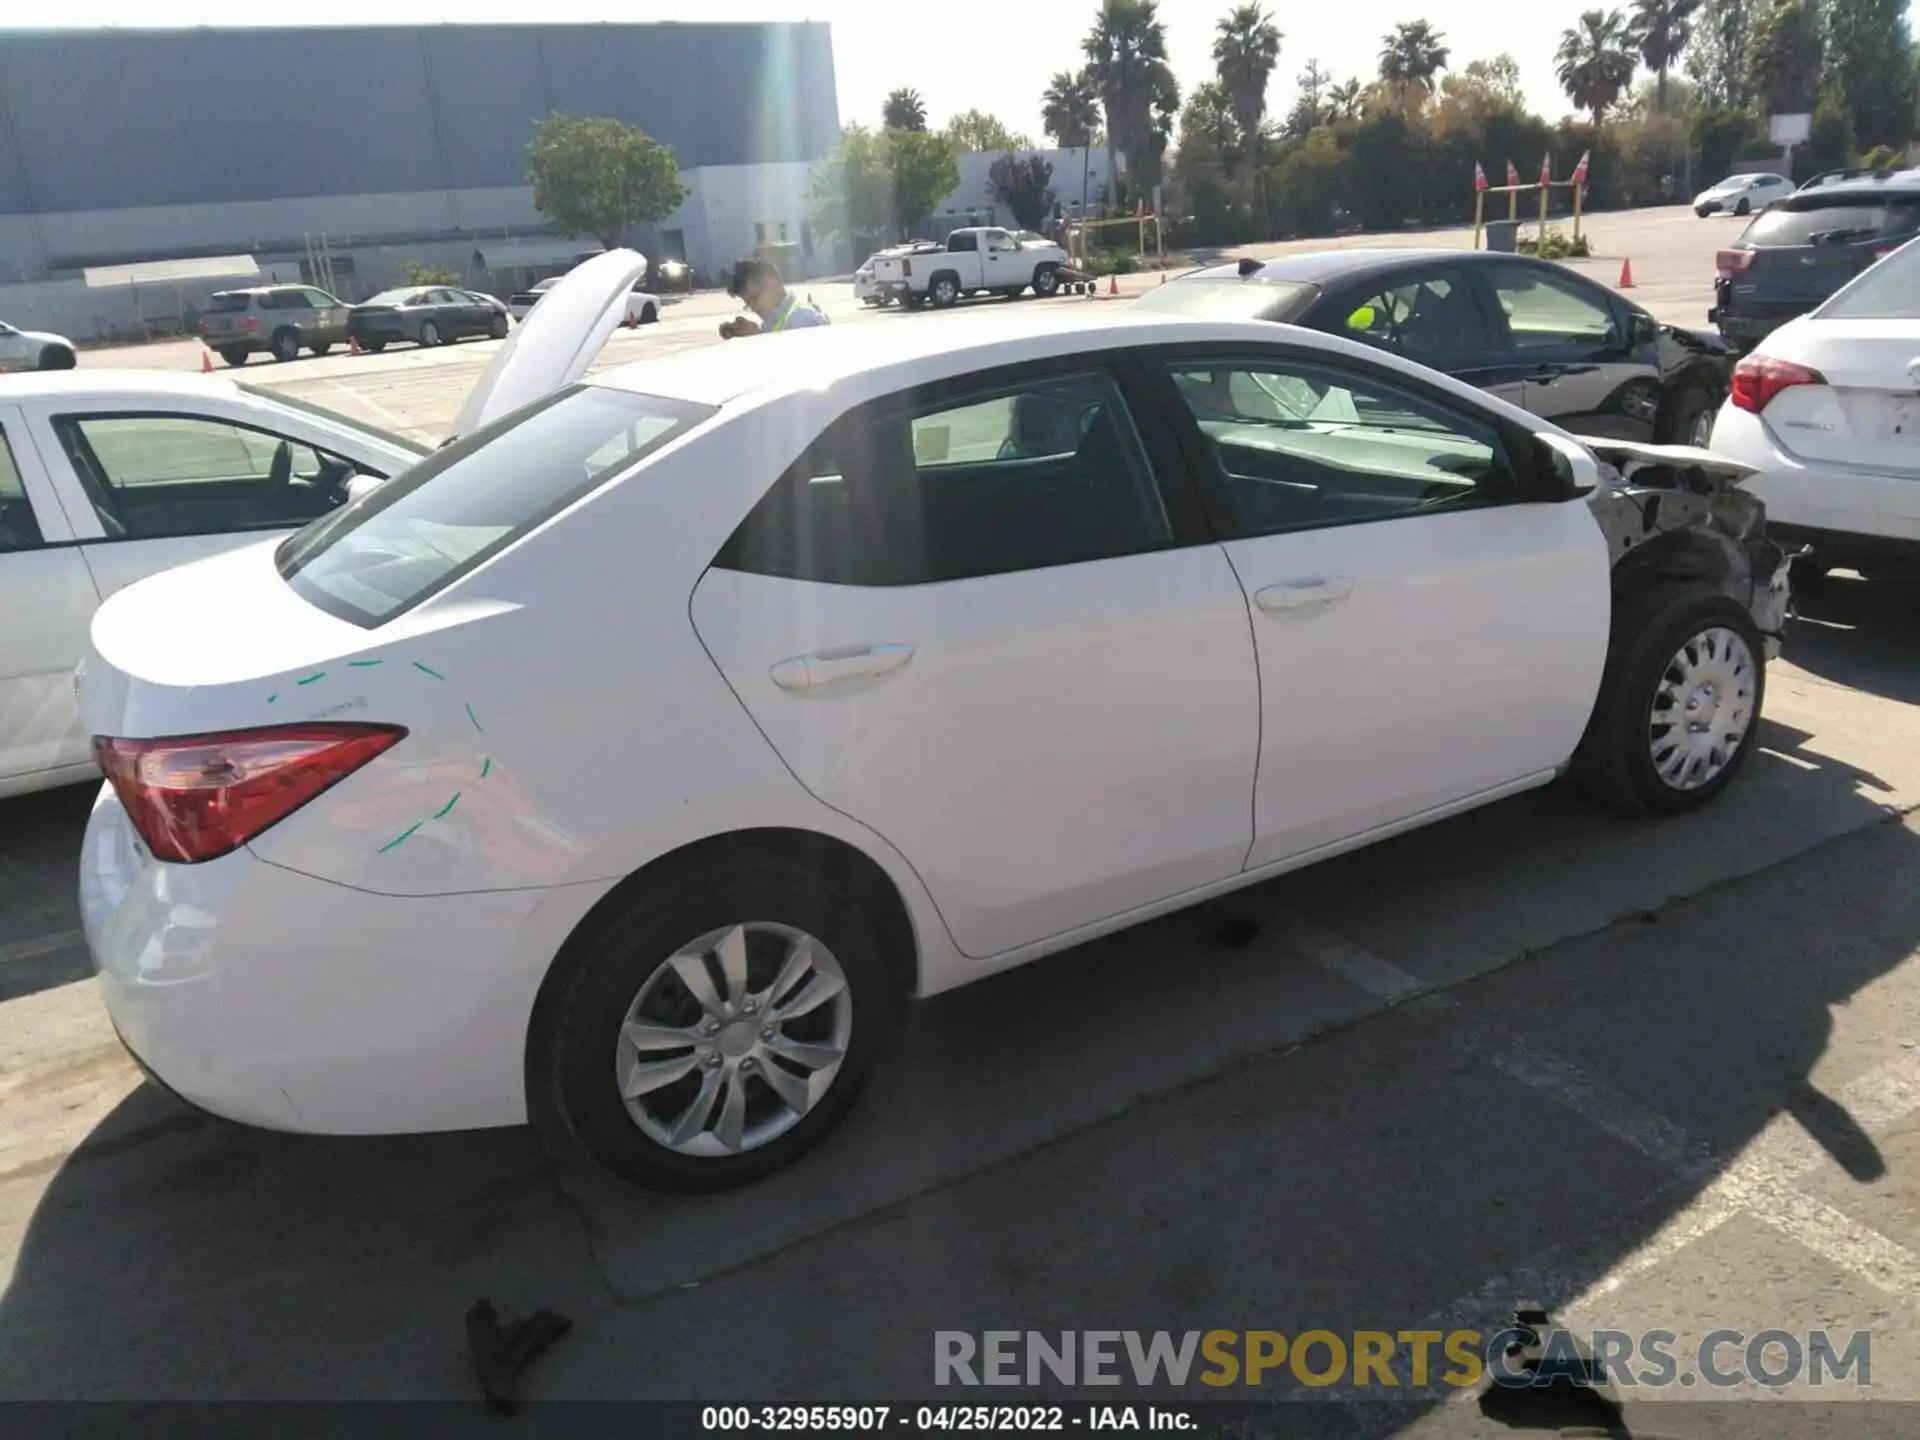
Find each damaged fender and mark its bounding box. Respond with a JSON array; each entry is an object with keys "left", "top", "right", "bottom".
[{"left": 1578, "top": 437, "right": 1793, "bottom": 660}]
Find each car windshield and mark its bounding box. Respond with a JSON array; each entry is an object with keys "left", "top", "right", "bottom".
[
  {"left": 275, "top": 383, "right": 714, "bottom": 627},
  {"left": 363, "top": 289, "right": 424, "bottom": 306},
  {"left": 1816, "top": 236, "right": 1920, "bottom": 320},
  {"left": 238, "top": 383, "right": 433, "bottom": 457},
  {"left": 1131, "top": 277, "right": 1319, "bottom": 323},
  {"left": 1743, "top": 199, "right": 1904, "bottom": 246}
]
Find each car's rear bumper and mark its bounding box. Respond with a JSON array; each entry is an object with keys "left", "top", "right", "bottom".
[
  {"left": 1711, "top": 404, "right": 1920, "bottom": 561},
  {"left": 79, "top": 784, "right": 565, "bottom": 1135}
]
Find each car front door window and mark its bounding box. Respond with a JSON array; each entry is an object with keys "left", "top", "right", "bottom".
[
  {"left": 54, "top": 414, "right": 355, "bottom": 541},
  {"left": 1488, "top": 266, "right": 1620, "bottom": 351},
  {"left": 1340, "top": 271, "right": 1496, "bottom": 363}
]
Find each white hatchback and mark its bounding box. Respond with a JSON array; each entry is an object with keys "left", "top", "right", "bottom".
[
  {"left": 1709, "top": 235, "right": 1920, "bottom": 578},
  {"left": 1694, "top": 173, "right": 1795, "bottom": 218},
  {"left": 79, "top": 254, "right": 1785, "bottom": 1192}
]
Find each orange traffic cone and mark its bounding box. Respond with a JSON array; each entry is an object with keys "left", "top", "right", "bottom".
[
  {"left": 1108, "top": 273, "right": 1120, "bottom": 296},
  {"left": 1618, "top": 257, "right": 1634, "bottom": 288},
  {"left": 200, "top": 348, "right": 213, "bottom": 374}
]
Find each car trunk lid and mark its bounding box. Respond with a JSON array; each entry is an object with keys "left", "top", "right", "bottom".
[{"left": 1758, "top": 319, "right": 1920, "bottom": 480}]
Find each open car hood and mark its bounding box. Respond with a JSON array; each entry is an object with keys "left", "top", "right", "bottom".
[
  {"left": 1578, "top": 438, "right": 1759, "bottom": 489},
  {"left": 448, "top": 247, "right": 651, "bottom": 442}
]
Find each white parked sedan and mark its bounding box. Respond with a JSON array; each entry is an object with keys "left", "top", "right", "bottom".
[
  {"left": 0, "top": 372, "right": 427, "bottom": 797},
  {"left": 1693, "top": 172, "right": 1795, "bottom": 218},
  {"left": 1709, "top": 234, "right": 1920, "bottom": 580},
  {"left": 0, "top": 318, "right": 77, "bottom": 371},
  {"left": 77, "top": 252, "right": 1790, "bottom": 1192}
]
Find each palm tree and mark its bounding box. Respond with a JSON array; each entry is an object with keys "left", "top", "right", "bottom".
[
  {"left": 1212, "top": 4, "right": 1284, "bottom": 140},
  {"left": 1377, "top": 20, "right": 1451, "bottom": 98},
  {"left": 1746, "top": 0, "right": 1823, "bottom": 116},
  {"left": 882, "top": 88, "right": 927, "bottom": 132},
  {"left": 1326, "top": 77, "right": 1366, "bottom": 121},
  {"left": 1083, "top": 0, "right": 1181, "bottom": 196},
  {"left": 1629, "top": 0, "right": 1700, "bottom": 112},
  {"left": 1557, "top": 9, "right": 1640, "bottom": 123},
  {"left": 1042, "top": 70, "right": 1103, "bottom": 148}
]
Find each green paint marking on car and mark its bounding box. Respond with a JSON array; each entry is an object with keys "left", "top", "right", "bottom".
[
  {"left": 267, "top": 694, "right": 278, "bottom": 705},
  {"left": 378, "top": 821, "right": 424, "bottom": 853},
  {"left": 480, "top": 757, "right": 492, "bottom": 778},
  {"left": 413, "top": 661, "right": 446, "bottom": 680},
  {"left": 433, "top": 792, "right": 461, "bottom": 819},
  {"left": 347, "top": 659, "right": 384, "bottom": 668},
  {"left": 465, "top": 702, "right": 483, "bottom": 733},
  {"left": 296, "top": 671, "right": 327, "bottom": 686}
]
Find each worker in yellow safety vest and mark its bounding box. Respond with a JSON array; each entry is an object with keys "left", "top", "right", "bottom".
[{"left": 719, "top": 258, "right": 829, "bottom": 340}]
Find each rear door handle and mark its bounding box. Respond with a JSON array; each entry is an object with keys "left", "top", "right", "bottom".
[
  {"left": 1524, "top": 367, "right": 1560, "bottom": 383},
  {"left": 1254, "top": 577, "right": 1354, "bottom": 615},
  {"left": 770, "top": 644, "right": 916, "bottom": 691}
]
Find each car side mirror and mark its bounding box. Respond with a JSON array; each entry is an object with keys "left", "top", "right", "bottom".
[
  {"left": 1630, "top": 312, "right": 1660, "bottom": 347},
  {"left": 1534, "top": 431, "right": 1601, "bottom": 498}
]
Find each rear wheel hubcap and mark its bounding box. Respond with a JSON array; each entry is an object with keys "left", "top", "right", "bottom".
[{"left": 613, "top": 921, "right": 852, "bottom": 1157}]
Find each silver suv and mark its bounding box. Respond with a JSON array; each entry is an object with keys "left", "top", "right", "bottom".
[{"left": 199, "top": 285, "right": 352, "bottom": 366}]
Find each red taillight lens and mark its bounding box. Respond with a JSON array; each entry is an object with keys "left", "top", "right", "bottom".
[
  {"left": 1729, "top": 354, "right": 1826, "bottom": 414},
  {"left": 1715, "top": 248, "right": 1754, "bottom": 279},
  {"left": 92, "top": 724, "right": 406, "bottom": 864},
  {"left": 243, "top": 316, "right": 259, "bottom": 332}
]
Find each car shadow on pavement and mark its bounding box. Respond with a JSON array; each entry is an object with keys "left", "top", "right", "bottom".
[
  {"left": 0, "top": 782, "right": 96, "bottom": 1003},
  {"left": 2, "top": 654, "right": 1917, "bottom": 1425},
  {"left": 1782, "top": 571, "right": 1920, "bottom": 706}
]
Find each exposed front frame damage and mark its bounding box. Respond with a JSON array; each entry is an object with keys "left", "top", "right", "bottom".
[{"left": 1581, "top": 439, "right": 1793, "bottom": 660}]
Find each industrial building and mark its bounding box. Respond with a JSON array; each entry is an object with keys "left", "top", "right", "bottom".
[{"left": 0, "top": 23, "right": 841, "bottom": 340}]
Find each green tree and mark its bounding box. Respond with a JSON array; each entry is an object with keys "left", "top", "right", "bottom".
[
  {"left": 1083, "top": 0, "right": 1182, "bottom": 197},
  {"left": 1747, "top": 0, "right": 1823, "bottom": 115},
  {"left": 1628, "top": 0, "right": 1700, "bottom": 111},
  {"left": 887, "top": 128, "right": 962, "bottom": 238},
  {"left": 1686, "top": 0, "right": 1755, "bottom": 107},
  {"left": 1042, "top": 70, "right": 1104, "bottom": 147},
  {"left": 1287, "top": 58, "right": 1332, "bottom": 136},
  {"left": 1557, "top": 10, "right": 1640, "bottom": 123},
  {"left": 1213, "top": 4, "right": 1284, "bottom": 140},
  {"left": 1377, "top": 20, "right": 1451, "bottom": 99},
  {"left": 526, "top": 114, "right": 689, "bottom": 252},
  {"left": 945, "top": 109, "right": 1034, "bottom": 151},
  {"left": 399, "top": 260, "right": 462, "bottom": 287},
  {"left": 1325, "top": 77, "right": 1366, "bottom": 120},
  {"left": 988, "top": 153, "right": 1057, "bottom": 230},
  {"left": 883, "top": 89, "right": 928, "bottom": 131},
  {"left": 1692, "top": 103, "right": 1762, "bottom": 176},
  {"left": 1435, "top": 55, "right": 1526, "bottom": 125},
  {"left": 1824, "top": 0, "right": 1916, "bottom": 146},
  {"left": 809, "top": 124, "right": 892, "bottom": 258}
]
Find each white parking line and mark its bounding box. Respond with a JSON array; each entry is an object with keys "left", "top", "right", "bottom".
[
  {"left": 0, "top": 928, "right": 83, "bottom": 967},
  {"left": 1287, "top": 916, "right": 1920, "bottom": 1311}
]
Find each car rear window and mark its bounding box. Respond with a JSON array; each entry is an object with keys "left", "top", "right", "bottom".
[
  {"left": 1130, "top": 278, "right": 1319, "bottom": 323},
  {"left": 1817, "top": 236, "right": 1920, "bottom": 320},
  {"left": 1742, "top": 198, "right": 1908, "bottom": 246},
  {"left": 275, "top": 384, "right": 715, "bottom": 627},
  {"left": 206, "top": 293, "right": 252, "bottom": 312}
]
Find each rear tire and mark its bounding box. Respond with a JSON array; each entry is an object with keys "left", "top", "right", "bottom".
[
  {"left": 1735, "top": 197, "right": 1751, "bottom": 216},
  {"left": 363, "top": 339, "right": 387, "bottom": 354},
  {"left": 219, "top": 346, "right": 249, "bottom": 368},
  {"left": 640, "top": 303, "right": 658, "bottom": 324},
  {"left": 1572, "top": 586, "right": 1765, "bottom": 815},
  {"left": 308, "top": 341, "right": 332, "bottom": 358},
  {"left": 903, "top": 291, "right": 926, "bottom": 311},
  {"left": 929, "top": 274, "right": 961, "bottom": 309},
  {"left": 36, "top": 346, "right": 75, "bottom": 370},
  {"left": 418, "top": 319, "right": 441, "bottom": 348},
  {"left": 533, "top": 852, "right": 895, "bottom": 1193},
  {"left": 489, "top": 313, "right": 508, "bottom": 340}
]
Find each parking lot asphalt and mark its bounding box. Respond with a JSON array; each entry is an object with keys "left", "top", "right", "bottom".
[{"left": 6, "top": 205, "right": 1920, "bottom": 1429}]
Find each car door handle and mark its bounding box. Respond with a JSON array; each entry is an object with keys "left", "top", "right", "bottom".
[
  {"left": 769, "top": 644, "right": 916, "bottom": 691},
  {"left": 1254, "top": 577, "right": 1354, "bottom": 615},
  {"left": 1524, "top": 367, "right": 1560, "bottom": 383}
]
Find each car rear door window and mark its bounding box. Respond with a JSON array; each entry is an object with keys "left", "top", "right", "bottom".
[
  {"left": 1339, "top": 270, "right": 1495, "bottom": 361},
  {"left": 1159, "top": 356, "right": 1516, "bottom": 537},
  {"left": 715, "top": 368, "right": 1175, "bottom": 586},
  {"left": 0, "top": 426, "right": 44, "bottom": 552},
  {"left": 1744, "top": 200, "right": 1897, "bottom": 246},
  {"left": 52, "top": 414, "right": 362, "bottom": 540}
]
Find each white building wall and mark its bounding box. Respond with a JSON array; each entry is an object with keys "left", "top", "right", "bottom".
[{"left": 926, "top": 146, "right": 1119, "bottom": 234}]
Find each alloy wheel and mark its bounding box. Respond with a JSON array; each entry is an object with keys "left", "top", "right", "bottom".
[{"left": 613, "top": 922, "right": 853, "bottom": 1157}]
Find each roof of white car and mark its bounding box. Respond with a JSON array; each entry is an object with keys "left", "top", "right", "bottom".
[
  {"left": 588, "top": 308, "right": 1316, "bottom": 409},
  {"left": 0, "top": 369, "right": 246, "bottom": 403}
]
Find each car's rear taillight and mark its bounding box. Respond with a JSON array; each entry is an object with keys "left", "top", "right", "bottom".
[
  {"left": 92, "top": 724, "right": 405, "bottom": 864},
  {"left": 1729, "top": 354, "right": 1826, "bottom": 414},
  {"left": 1715, "top": 248, "right": 1755, "bottom": 279},
  {"left": 243, "top": 316, "right": 259, "bottom": 332}
]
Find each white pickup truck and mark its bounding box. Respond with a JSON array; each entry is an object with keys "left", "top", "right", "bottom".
[{"left": 870, "top": 226, "right": 1071, "bottom": 309}]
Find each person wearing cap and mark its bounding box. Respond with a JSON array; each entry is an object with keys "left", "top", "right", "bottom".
[{"left": 718, "top": 258, "right": 829, "bottom": 340}]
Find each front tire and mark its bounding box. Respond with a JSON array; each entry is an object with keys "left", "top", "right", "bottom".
[
  {"left": 36, "top": 345, "right": 75, "bottom": 370},
  {"left": 489, "top": 313, "right": 508, "bottom": 340},
  {"left": 308, "top": 341, "right": 332, "bottom": 357},
  {"left": 1572, "top": 586, "right": 1765, "bottom": 814},
  {"left": 1735, "top": 197, "right": 1751, "bottom": 216},
  {"left": 270, "top": 329, "right": 300, "bottom": 363},
  {"left": 640, "top": 303, "right": 658, "bottom": 324},
  {"left": 219, "top": 346, "right": 249, "bottom": 367},
  {"left": 418, "top": 319, "right": 441, "bottom": 348},
  {"left": 534, "top": 852, "right": 894, "bottom": 1192},
  {"left": 1661, "top": 385, "right": 1715, "bottom": 448}
]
